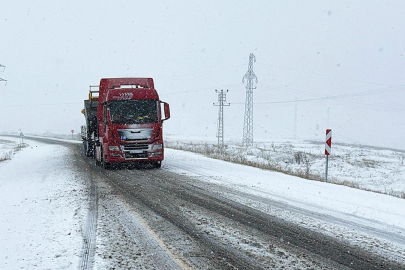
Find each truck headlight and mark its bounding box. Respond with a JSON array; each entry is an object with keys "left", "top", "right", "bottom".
[
  {"left": 109, "top": 145, "right": 120, "bottom": 151},
  {"left": 152, "top": 144, "right": 163, "bottom": 150}
]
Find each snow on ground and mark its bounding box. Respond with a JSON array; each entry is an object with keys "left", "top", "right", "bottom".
[
  {"left": 164, "top": 135, "right": 405, "bottom": 261},
  {"left": 0, "top": 137, "right": 88, "bottom": 269},
  {"left": 164, "top": 148, "right": 405, "bottom": 230},
  {"left": 164, "top": 147, "right": 405, "bottom": 262},
  {"left": 1, "top": 134, "right": 405, "bottom": 268},
  {"left": 0, "top": 138, "right": 20, "bottom": 161},
  {"left": 165, "top": 135, "right": 405, "bottom": 198}
]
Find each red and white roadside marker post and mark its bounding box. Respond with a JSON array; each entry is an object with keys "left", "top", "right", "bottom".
[{"left": 325, "top": 129, "right": 332, "bottom": 182}]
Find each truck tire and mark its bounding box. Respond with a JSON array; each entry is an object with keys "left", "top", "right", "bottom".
[
  {"left": 101, "top": 150, "right": 110, "bottom": 170},
  {"left": 83, "top": 140, "right": 88, "bottom": 156},
  {"left": 154, "top": 161, "right": 162, "bottom": 169},
  {"left": 95, "top": 148, "right": 101, "bottom": 166},
  {"left": 86, "top": 141, "right": 93, "bottom": 157}
]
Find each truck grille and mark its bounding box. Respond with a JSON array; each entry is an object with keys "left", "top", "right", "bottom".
[
  {"left": 122, "top": 144, "right": 149, "bottom": 151},
  {"left": 121, "top": 144, "right": 150, "bottom": 159}
]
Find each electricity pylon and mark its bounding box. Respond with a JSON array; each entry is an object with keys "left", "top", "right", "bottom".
[
  {"left": 242, "top": 53, "right": 257, "bottom": 147},
  {"left": 213, "top": 89, "right": 230, "bottom": 150}
]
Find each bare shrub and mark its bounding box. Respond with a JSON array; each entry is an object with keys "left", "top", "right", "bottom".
[
  {"left": 0, "top": 150, "right": 13, "bottom": 162},
  {"left": 14, "top": 143, "right": 28, "bottom": 151},
  {"left": 203, "top": 143, "right": 214, "bottom": 155},
  {"left": 361, "top": 159, "right": 378, "bottom": 168},
  {"left": 234, "top": 151, "right": 247, "bottom": 163},
  {"left": 335, "top": 180, "right": 360, "bottom": 189},
  {"left": 258, "top": 149, "right": 272, "bottom": 161},
  {"left": 304, "top": 157, "right": 311, "bottom": 178},
  {"left": 294, "top": 151, "right": 304, "bottom": 164}
]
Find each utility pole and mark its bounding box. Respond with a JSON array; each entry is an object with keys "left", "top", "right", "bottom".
[
  {"left": 242, "top": 53, "right": 257, "bottom": 147},
  {"left": 294, "top": 98, "right": 298, "bottom": 139},
  {"left": 213, "top": 89, "right": 230, "bottom": 150},
  {"left": 326, "top": 95, "right": 330, "bottom": 128},
  {"left": 0, "top": 64, "right": 6, "bottom": 85}
]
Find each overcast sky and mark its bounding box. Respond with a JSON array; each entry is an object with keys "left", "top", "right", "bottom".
[{"left": 1, "top": 1, "right": 404, "bottom": 149}]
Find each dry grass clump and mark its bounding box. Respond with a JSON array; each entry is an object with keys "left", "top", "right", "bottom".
[
  {"left": 0, "top": 150, "right": 12, "bottom": 162},
  {"left": 0, "top": 143, "right": 28, "bottom": 163}
]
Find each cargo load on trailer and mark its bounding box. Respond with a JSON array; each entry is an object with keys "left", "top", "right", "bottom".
[{"left": 81, "top": 78, "right": 170, "bottom": 168}]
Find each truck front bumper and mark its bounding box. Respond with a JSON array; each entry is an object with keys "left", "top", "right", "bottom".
[{"left": 105, "top": 143, "right": 163, "bottom": 163}]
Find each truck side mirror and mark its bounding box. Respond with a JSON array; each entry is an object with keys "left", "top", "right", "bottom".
[{"left": 162, "top": 102, "right": 170, "bottom": 121}]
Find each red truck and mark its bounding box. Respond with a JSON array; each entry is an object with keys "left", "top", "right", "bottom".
[{"left": 81, "top": 78, "right": 170, "bottom": 169}]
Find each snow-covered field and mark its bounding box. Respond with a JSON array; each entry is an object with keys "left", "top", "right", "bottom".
[
  {"left": 165, "top": 135, "right": 405, "bottom": 199},
  {"left": 0, "top": 137, "right": 88, "bottom": 269}
]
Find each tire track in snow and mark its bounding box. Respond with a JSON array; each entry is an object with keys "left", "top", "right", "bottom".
[
  {"left": 142, "top": 168, "right": 405, "bottom": 269},
  {"left": 78, "top": 158, "right": 98, "bottom": 270},
  {"left": 103, "top": 168, "right": 260, "bottom": 269},
  {"left": 7, "top": 136, "right": 100, "bottom": 269},
  {"left": 168, "top": 162, "right": 405, "bottom": 263}
]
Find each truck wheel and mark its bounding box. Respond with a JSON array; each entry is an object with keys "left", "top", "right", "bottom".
[
  {"left": 95, "top": 148, "right": 101, "bottom": 166},
  {"left": 83, "top": 140, "right": 88, "bottom": 156},
  {"left": 101, "top": 152, "right": 110, "bottom": 170},
  {"left": 154, "top": 161, "right": 162, "bottom": 169},
  {"left": 86, "top": 141, "right": 92, "bottom": 157},
  {"left": 102, "top": 159, "right": 110, "bottom": 170}
]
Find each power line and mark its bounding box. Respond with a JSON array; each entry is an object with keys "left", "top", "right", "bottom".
[
  {"left": 294, "top": 98, "right": 298, "bottom": 139},
  {"left": 2, "top": 101, "right": 82, "bottom": 108},
  {"left": 229, "top": 83, "right": 405, "bottom": 110},
  {"left": 157, "top": 63, "right": 246, "bottom": 82},
  {"left": 164, "top": 83, "right": 241, "bottom": 96},
  {"left": 256, "top": 61, "right": 396, "bottom": 88},
  {"left": 231, "top": 98, "right": 403, "bottom": 111},
  {"left": 258, "top": 79, "right": 405, "bottom": 98},
  {"left": 258, "top": 80, "right": 405, "bottom": 99}
]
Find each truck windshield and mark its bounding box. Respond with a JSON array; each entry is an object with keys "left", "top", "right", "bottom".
[{"left": 109, "top": 100, "right": 158, "bottom": 124}]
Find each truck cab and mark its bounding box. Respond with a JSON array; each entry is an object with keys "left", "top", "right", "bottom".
[{"left": 85, "top": 78, "right": 169, "bottom": 169}]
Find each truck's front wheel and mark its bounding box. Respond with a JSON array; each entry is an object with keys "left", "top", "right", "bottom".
[
  {"left": 101, "top": 150, "right": 110, "bottom": 170},
  {"left": 154, "top": 161, "right": 162, "bottom": 169},
  {"left": 95, "top": 144, "right": 101, "bottom": 166}
]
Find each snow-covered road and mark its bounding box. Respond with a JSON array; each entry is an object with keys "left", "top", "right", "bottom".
[{"left": 1, "top": 136, "right": 404, "bottom": 269}]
